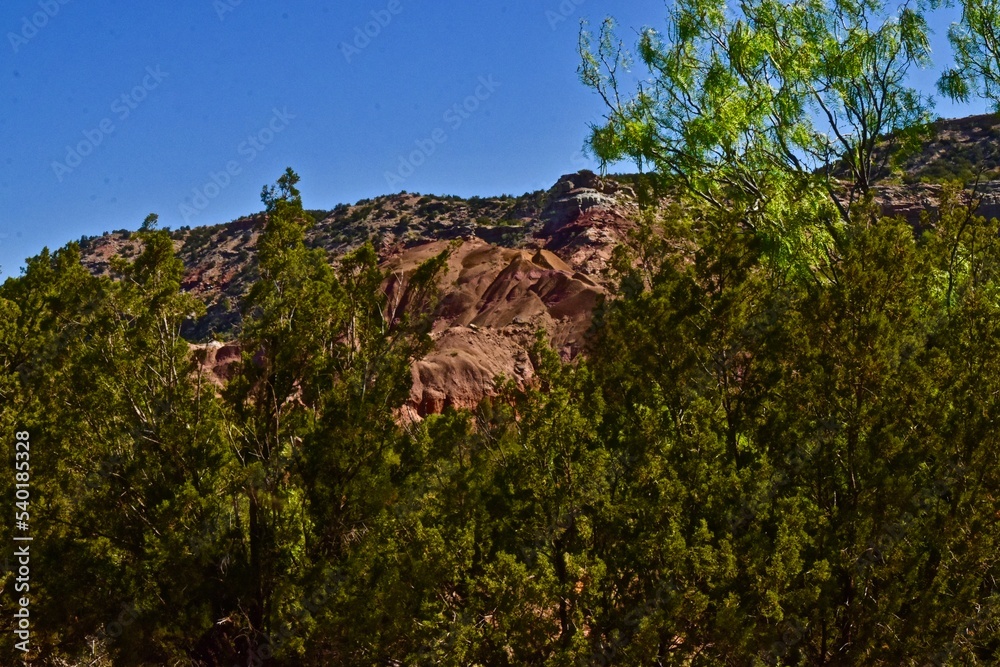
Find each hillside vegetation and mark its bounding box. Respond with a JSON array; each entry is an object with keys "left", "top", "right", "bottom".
[{"left": 5, "top": 0, "right": 1000, "bottom": 664}]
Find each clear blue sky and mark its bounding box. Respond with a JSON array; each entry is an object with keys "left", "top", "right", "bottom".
[{"left": 0, "top": 0, "right": 987, "bottom": 278}]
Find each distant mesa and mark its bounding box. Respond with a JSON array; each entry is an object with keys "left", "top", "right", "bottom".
[{"left": 78, "top": 116, "right": 1000, "bottom": 414}]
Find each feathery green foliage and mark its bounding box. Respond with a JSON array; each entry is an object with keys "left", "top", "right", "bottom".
[{"left": 4, "top": 1, "right": 1000, "bottom": 661}]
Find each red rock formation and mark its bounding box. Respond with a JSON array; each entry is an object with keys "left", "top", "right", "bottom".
[
  {"left": 83, "top": 115, "right": 1000, "bottom": 417},
  {"left": 88, "top": 171, "right": 641, "bottom": 417},
  {"left": 383, "top": 238, "right": 608, "bottom": 417}
]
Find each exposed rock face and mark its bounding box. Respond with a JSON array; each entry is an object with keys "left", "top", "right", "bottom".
[
  {"left": 874, "top": 181, "right": 1000, "bottom": 226},
  {"left": 86, "top": 118, "right": 1000, "bottom": 417},
  {"left": 190, "top": 340, "right": 242, "bottom": 387},
  {"left": 541, "top": 171, "right": 621, "bottom": 235},
  {"left": 129, "top": 171, "right": 635, "bottom": 416},
  {"left": 409, "top": 327, "right": 534, "bottom": 416},
  {"left": 881, "top": 113, "right": 1000, "bottom": 183},
  {"left": 382, "top": 239, "right": 607, "bottom": 416},
  {"left": 537, "top": 171, "right": 638, "bottom": 277}
]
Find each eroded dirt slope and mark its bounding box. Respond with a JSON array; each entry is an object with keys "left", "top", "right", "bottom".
[{"left": 81, "top": 170, "right": 637, "bottom": 416}]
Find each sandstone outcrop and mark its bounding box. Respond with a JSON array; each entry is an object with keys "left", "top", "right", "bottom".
[
  {"left": 134, "top": 171, "right": 634, "bottom": 416},
  {"left": 382, "top": 239, "right": 607, "bottom": 416},
  {"left": 86, "top": 112, "right": 1000, "bottom": 418}
]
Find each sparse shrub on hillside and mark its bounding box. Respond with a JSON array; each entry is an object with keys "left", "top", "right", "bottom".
[
  {"left": 348, "top": 203, "right": 376, "bottom": 223},
  {"left": 392, "top": 219, "right": 410, "bottom": 236},
  {"left": 418, "top": 201, "right": 450, "bottom": 217},
  {"left": 306, "top": 209, "right": 331, "bottom": 221},
  {"left": 899, "top": 125, "right": 1000, "bottom": 184},
  {"left": 184, "top": 227, "right": 214, "bottom": 252},
  {"left": 467, "top": 195, "right": 488, "bottom": 213}
]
